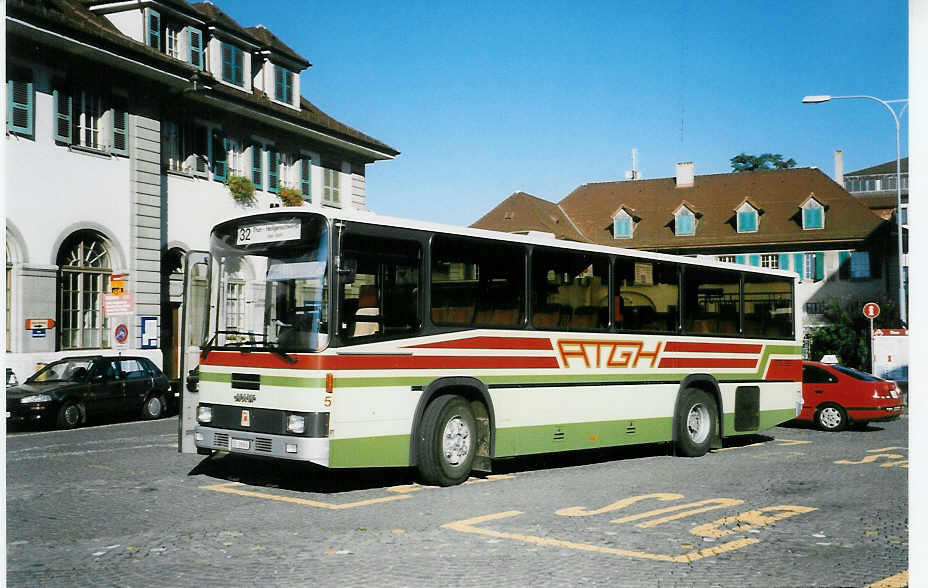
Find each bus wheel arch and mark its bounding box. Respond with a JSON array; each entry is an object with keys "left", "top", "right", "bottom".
[
  {"left": 410, "top": 377, "right": 495, "bottom": 477},
  {"left": 673, "top": 375, "right": 722, "bottom": 456}
]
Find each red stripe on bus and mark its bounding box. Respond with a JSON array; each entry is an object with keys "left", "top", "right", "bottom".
[
  {"left": 408, "top": 336, "right": 553, "bottom": 350},
  {"left": 201, "top": 352, "right": 559, "bottom": 370},
  {"left": 658, "top": 357, "right": 758, "bottom": 369},
  {"left": 662, "top": 342, "right": 763, "bottom": 354},
  {"left": 764, "top": 359, "right": 802, "bottom": 381}
]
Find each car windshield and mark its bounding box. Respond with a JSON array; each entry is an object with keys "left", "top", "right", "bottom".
[
  {"left": 832, "top": 365, "right": 881, "bottom": 382},
  {"left": 28, "top": 359, "right": 94, "bottom": 383}
]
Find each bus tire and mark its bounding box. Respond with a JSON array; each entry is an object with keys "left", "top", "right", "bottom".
[
  {"left": 415, "top": 394, "right": 477, "bottom": 486},
  {"left": 675, "top": 388, "right": 717, "bottom": 457}
]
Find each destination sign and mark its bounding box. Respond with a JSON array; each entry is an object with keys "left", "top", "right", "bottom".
[{"left": 236, "top": 219, "right": 302, "bottom": 246}]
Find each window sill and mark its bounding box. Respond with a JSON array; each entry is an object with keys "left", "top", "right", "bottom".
[
  {"left": 68, "top": 144, "right": 111, "bottom": 159},
  {"left": 166, "top": 169, "right": 208, "bottom": 181},
  {"left": 322, "top": 200, "right": 343, "bottom": 209}
]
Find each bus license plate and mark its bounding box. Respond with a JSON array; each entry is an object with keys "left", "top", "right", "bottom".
[{"left": 231, "top": 438, "right": 251, "bottom": 450}]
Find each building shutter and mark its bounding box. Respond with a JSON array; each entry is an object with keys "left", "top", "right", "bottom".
[
  {"left": 268, "top": 149, "right": 279, "bottom": 193},
  {"left": 234, "top": 47, "right": 244, "bottom": 86},
  {"left": 53, "top": 88, "right": 73, "bottom": 144},
  {"left": 188, "top": 28, "right": 203, "bottom": 70},
  {"left": 815, "top": 252, "right": 825, "bottom": 280},
  {"left": 838, "top": 251, "right": 851, "bottom": 280},
  {"left": 252, "top": 143, "right": 263, "bottom": 188},
  {"left": 778, "top": 254, "right": 789, "bottom": 271},
  {"left": 8, "top": 79, "right": 33, "bottom": 135},
  {"left": 212, "top": 131, "right": 227, "bottom": 181},
  {"left": 748, "top": 255, "right": 760, "bottom": 266},
  {"left": 792, "top": 253, "right": 803, "bottom": 280},
  {"left": 300, "top": 158, "right": 311, "bottom": 198},
  {"left": 146, "top": 8, "right": 161, "bottom": 50},
  {"left": 111, "top": 96, "right": 129, "bottom": 156},
  {"left": 736, "top": 255, "right": 746, "bottom": 264},
  {"left": 869, "top": 250, "right": 882, "bottom": 278}
]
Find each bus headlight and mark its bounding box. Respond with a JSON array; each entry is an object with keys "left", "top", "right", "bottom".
[
  {"left": 287, "top": 414, "right": 305, "bottom": 434},
  {"left": 197, "top": 405, "right": 212, "bottom": 423}
]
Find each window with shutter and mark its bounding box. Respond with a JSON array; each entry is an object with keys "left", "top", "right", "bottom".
[
  {"left": 300, "top": 158, "right": 312, "bottom": 199},
  {"left": 53, "top": 88, "right": 73, "bottom": 144},
  {"left": 222, "top": 43, "right": 244, "bottom": 86},
  {"left": 7, "top": 77, "right": 33, "bottom": 136},
  {"left": 850, "top": 251, "right": 871, "bottom": 279},
  {"left": 252, "top": 143, "right": 263, "bottom": 188},
  {"left": 146, "top": 8, "right": 161, "bottom": 51},
  {"left": 675, "top": 211, "right": 694, "bottom": 236},
  {"left": 267, "top": 149, "right": 279, "bottom": 193},
  {"left": 212, "top": 131, "right": 227, "bottom": 181},
  {"left": 111, "top": 95, "right": 129, "bottom": 156},
  {"left": 275, "top": 66, "right": 293, "bottom": 103},
  {"left": 188, "top": 28, "right": 203, "bottom": 70},
  {"left": 192, "top": 124, "right": 208, "bottom": 173},
  {"left": 323, "top": 164, "right": 340, "bottom": 205},
  {"left": 737, "top": 210, "right": 757, "bottom": 232}
]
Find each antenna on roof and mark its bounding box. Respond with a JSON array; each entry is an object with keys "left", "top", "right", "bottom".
[{"left": 625, "top": 148, "right": 641, "bottom": 180}]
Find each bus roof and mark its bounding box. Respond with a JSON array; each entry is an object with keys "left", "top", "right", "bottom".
[{"left": 219, "top": 207, "right": 799, "bottom": 279}]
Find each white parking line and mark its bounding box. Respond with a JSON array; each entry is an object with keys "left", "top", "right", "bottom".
[{"left": 6, "top": 443, "right": 177, "bottom": 462}]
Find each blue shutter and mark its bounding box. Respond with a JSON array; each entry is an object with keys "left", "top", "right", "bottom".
[
  {"left": 188, "top": 28, "right": 203, "bottom": 70},
  {"left": 53, "top": 89, "right": 72, "bottom": 144},
  {"left": 838, "top": 250, "right": 851, "bottom": 280},
  {"left": 738, "top": 211, "right": 757, "bottom": 232},
  {"left": 251, "top": 143, "right": 263, "bottom": 188},
  {"left": 300, "top": 158, "right": 311, "bottom": 199},
  {"left": 815, "top": 252, "right": 825, "bottom": 280},
  {"left": 793, "top": 253, "right": 804, "bottom": 279},
  {"left": 234, "top": 47, "right": 244, "bottom": 86},
  {"left": 111, "top": 96, "right": 129, "bottom": 156},
  {"left": 736, "top": 255, "right": 746, "bottom": 264},
  {"left": 212, "top": 132, "right": 227, "bottom": 182},
  {"left": 268, "top": 149, "right": 279, "bottom": 194},
  {"left": 146, "top": 8, "right": 161, "bottom": 50},
  {"left": 778, "top": 254, "right": 789, "bottom": 270},
  {"left": 8, "top": 79, "right": 33, "bottom": 135},
  {"left": 749, "top": 255, "right": 760, "bottom": 266}
]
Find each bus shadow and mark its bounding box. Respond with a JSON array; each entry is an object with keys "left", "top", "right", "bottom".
[
  {"left": 778, "top": 420, "right": 892, "bottom": 433},
  {"left": 188, "top": 452, "right": 417, "bottom": 493}
]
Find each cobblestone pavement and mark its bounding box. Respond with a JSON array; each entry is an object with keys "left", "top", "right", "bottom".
[{"left": 6, "top": 414, "right": 908, "bottom": 587}]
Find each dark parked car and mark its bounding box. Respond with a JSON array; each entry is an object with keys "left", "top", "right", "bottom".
[
  {"left": 798, "top": 360, "right": 904, "bottom": 431},
  {"left": 6, "top": 356, "right": 172, "bottom": 429}
]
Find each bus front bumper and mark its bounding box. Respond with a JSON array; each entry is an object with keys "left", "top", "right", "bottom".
[{"left": 195, "top": 426, "right": 329, "bottom": 466}]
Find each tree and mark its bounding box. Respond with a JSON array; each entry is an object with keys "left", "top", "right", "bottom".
[
  {"left": 807, "top": 296, "right": 901, "bottom": 371},
  {"left": 730, "top": 153, "right": 797, "bottom": 172}
]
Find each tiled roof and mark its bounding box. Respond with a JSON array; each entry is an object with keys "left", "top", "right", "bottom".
[
  {"left": 558, "top": 168, "right": 885, "bottom": 251},
  {"left": 189, "top": 1, "right": 262, "bottom": 46},
  {"left": 246, "top": 25, "right": 310, "bottom": 68},
  {"left": 845, "top": 157, "right": 909, "bottom": 176},
  {"left": 470, "top": 192, "right": 589, "bottom": 242},
  {"left": 9, "top": 0, "right": 397, "bottom": 158}
]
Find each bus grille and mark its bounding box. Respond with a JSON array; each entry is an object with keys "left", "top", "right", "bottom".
[
  {"left": 255, "top": 438, "right": 273, "bottom": 452},
  {"left": 214, "top": 433, "right": 230, "bottom": 449}
]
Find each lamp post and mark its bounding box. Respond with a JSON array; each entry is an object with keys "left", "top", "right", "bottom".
[{"left": 802, "top": 94, "right": 909, "bottom": 325}]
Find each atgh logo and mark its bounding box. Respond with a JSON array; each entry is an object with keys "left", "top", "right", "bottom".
[{"left": 233, "top": 393, "right": 257, "bottom": 403}]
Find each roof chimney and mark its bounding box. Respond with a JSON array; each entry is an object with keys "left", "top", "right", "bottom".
[
  {"left": 675, "top": 162, "right": 694, "bottom": 188},
  {"left": 834, "top": 149, "right": 844, "bottom": 187}
]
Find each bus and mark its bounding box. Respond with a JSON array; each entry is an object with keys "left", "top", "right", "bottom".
[{"left": 179, "top": 209, "right": 802, "bottom": 486}]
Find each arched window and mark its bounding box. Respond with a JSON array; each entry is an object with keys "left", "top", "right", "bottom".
[{"left": 58, "top": 231, "right": 112, "bottom": 349}]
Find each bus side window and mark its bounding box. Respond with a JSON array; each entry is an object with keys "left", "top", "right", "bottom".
[
  {"left": 682, "top": 267, "right": 741, "bottom": 336},
  {"left": 743, "top": 273, "right": 794, "bottom": 339},
  {"left": 614, "top": 258, "right": 679, "bottom": 333}
]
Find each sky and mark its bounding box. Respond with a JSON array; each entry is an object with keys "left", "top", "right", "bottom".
[{"left": 218, "top": 0, "right": 908, "bottom": 226}]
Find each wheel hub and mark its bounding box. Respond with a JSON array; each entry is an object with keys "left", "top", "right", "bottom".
[
  {"left": 442, "top": 416, "right": 471, "bottom": 466},
  {"left": 820, "top": 407, "right": 842, "bottom": 429},
  {"left": 686, "top": 403, "right": 710, "bottom": 444}
]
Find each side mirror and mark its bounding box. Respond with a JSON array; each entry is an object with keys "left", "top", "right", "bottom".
[{"left": 186, "top": 367, "right": 200, "bottom": 393}]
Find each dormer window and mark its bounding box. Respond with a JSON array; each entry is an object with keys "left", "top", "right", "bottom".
[
  {"left": 736, "top": 202, "right": 758, "bottom": 233},
  {"left": 674, "top": 206, "right": 696, "bottom": 236},
  {"left": 801, "top": 197, "right": 825, "bottom": 230},
  {"left": 222, "top": 43, "right": 245, "bottom": 86},
  {"left": 146, "top": 8, "right": 161, "bottom": 50},
  {"left": 275, "top": 65, "right": 294, "bottom": 104},
  {"left": 612, "top": 208, "right": 634, "bottom": 239}
]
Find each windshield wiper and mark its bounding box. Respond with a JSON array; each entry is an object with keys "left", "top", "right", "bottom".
[{"left": 266, "top": 342, "right": 298, "bottom": 364}]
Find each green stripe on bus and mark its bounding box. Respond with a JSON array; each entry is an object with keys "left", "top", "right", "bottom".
[
  {"left": 199, "top": 372, "right": 231, "bottom": 383},
  {"left": 329, "top": 434, "right": 410, "bottom": 467}
]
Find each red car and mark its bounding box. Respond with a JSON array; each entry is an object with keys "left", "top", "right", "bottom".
[{"left": 799, "top": 361, "right": 904, "bottom": 431}]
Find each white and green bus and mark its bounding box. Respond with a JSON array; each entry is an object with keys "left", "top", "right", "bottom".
[{"left": 180, "top": 209, "right": 802, "bottom": 486}]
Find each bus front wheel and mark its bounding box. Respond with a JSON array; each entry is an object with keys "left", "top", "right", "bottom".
[
  {"left": 416, "top": 395, "right": 477, "bottom": 486},
  {"left": 675, "top": 388, "right": 717, "bottom": 457}
]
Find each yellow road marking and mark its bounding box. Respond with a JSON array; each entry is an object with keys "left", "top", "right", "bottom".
[
  {"left": 867, "top": 570, "right": 908, "bottom": 588},
  {"left": 388, "top": 474, "right": 515, "bottom": 494},
  {"left": 611, "top": 498, "right": 744, "bottom": 528},
  {"left": 835, "top": 454, "right": 904, "bottom": 465},
  {"left": 775, "top": 439, "right": 811, "bottom": 446},
  {"left": 441, "top": 511, "right": 760, "bottom": 563},
  {"left": 556, "top": 493, "right": 682, "bottom": 517},
  {"left": 690, "top": 505, "right": 818, "bottom": 538},
  {"left": 200, "top": 482, "right": 410, "bottom": 509},
  {"left": 868, "top": 447, "right": 906, "bottom": 453}
]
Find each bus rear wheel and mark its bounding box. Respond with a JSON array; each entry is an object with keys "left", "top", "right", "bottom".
[
  {"left": 416, "top": 395, "right": 476, "bottom": 486},
  {"left": 675, "top": 388, "right": 717, "bottom": 457}
]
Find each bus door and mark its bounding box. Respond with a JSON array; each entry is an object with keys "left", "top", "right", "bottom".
[{"left": 178, "top": 250, "right": 212, "bottom": 454}]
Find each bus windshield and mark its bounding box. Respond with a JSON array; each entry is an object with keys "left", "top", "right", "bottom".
[{"left": 206, "top": 213, "right": 329, "bottom": 353}]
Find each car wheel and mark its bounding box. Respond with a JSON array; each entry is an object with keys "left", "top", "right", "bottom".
[
  {"left": 416, "top": 395, "right": 477, "bottom": 486},
  {"left": 57, "top": 400, "right": 83, "bottom": 429},
  {"left": 141, "top": 394, "right": 165, "bottom": 420},
  {"left": 815, "top": 404, "right": 847, "bottom": 432},
  {"left": 675, "top": 388, "right": 717, "bottom": 457}
]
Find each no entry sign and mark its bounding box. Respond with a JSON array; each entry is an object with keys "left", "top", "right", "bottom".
[{"left": 863, "top": 302, "right": 880, "bottom": 319}]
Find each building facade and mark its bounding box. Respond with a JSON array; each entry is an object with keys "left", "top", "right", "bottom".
[
  {"left": 5, "top": 0, "right": 399, "bottom": 381},
  {"left": 472, "top": 163, "right": 896, "bottom": 342}
]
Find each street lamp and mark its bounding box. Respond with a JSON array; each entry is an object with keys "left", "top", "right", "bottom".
[{"left": 802, "top": 94, "right": 909, "bottom": 325}]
